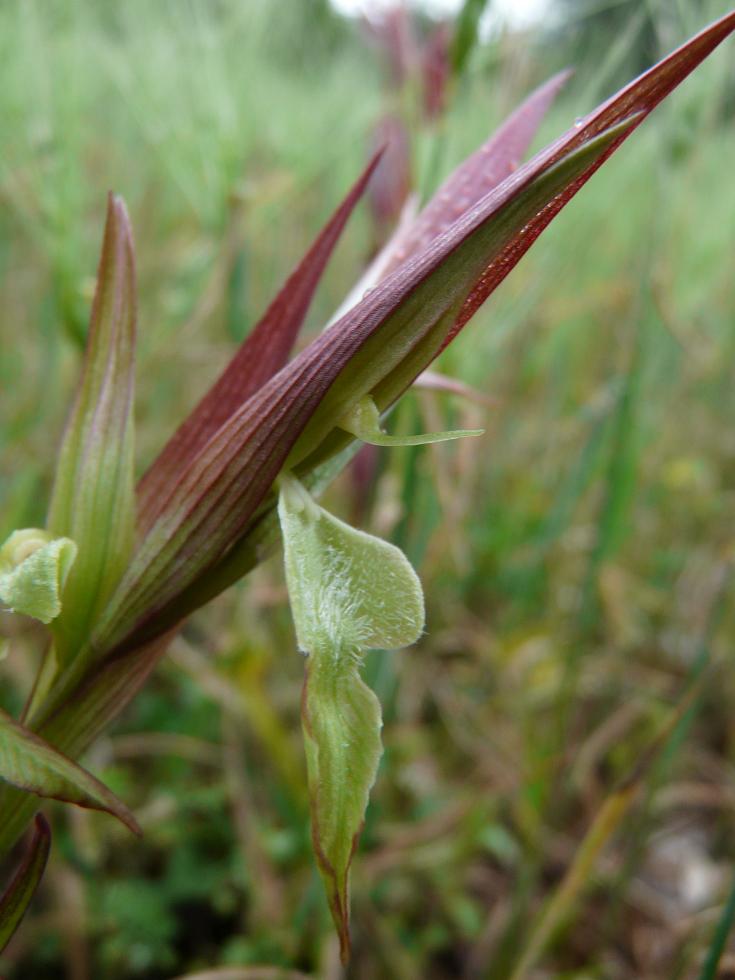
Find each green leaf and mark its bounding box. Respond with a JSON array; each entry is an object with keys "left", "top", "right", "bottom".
[
  {"left": 0, "top": 814, "right": 51, "bottom": 953},
  {"left": 0, "top": 707, "right": 140, "bottom": 835},
  {"left": 47, "top": 194, "right": 137, "bottom": 663},
  {"left": 278, "top": 475, "right": 423, "bottom": 961},
  {"left": 451, "top": 0, "right": 491, "bottom": 75},
  {"left": 339, "top": 394, "right": 483, "bottom": 447},
  {"left": 0, "top": 529, "right": 77, "bottom": 625}
]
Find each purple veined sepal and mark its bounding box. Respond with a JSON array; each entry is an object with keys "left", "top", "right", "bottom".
[
  {"left": 30, "top": 5, "right": 735, "bottom": 782},
  {"left": 88, "top": 10, "right": 735, "bottom": 661}
]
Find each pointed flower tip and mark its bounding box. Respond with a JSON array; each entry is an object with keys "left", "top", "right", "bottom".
[
  {"left": 33, "top": 812, "right": 51, "bottom": 837},
  {"left": 46, "top": 185, "right": 137, "bottom": 661},
  {"left": 103, "top": 193, "right": 136, "bottom": 273},
  {"left": 104, "top": 192, "right": 129, "bottom": 236},
  {"left": 541, "top": 66, "right": 574, "bottom": 96},
  {"left": 93, "top": 193, "right": 136, "bottom": 315},
  {"left": 367, "top": 143, "right": 388, "bottom": 172},
  {"left": 107, "top": 190, "right": 130, "bottom": 219}
]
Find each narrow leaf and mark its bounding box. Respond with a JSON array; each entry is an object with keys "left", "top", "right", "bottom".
[
  {"left": 698, "top": 873, "right": 735, "bottom": 980},
  {"left": 0, "top": 814, "right": 51, "bottom": 953},
  {"left": 47, "top": 193, "right": 137, "bottom": 663},
  {"left": 339, "top": 394, "right": 483, "bottom": 446},
  {"left": 0, "top": 707, "right": 140, "bottom": 834},
  {"left": 137, "top": 151, "right": 383, "bottom": 535},
  {"left": 508, "top": 681, "right": 706, "bottom": 980},
  {"left": 451, "top": 0, "right": 491, "bottom": 75},
  {"left": 508, "top": 782, "right": 639, "bottom": 980},
  {"left": 278, "top": 475, "right": 423, "bottom": 961},
  {"left": 0, "top": 529, "right": 77, "bottom": 625}
]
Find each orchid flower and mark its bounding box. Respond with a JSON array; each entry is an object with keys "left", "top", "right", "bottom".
[{"left": 1, "top": 10, "right": 733, "bottom": 960}]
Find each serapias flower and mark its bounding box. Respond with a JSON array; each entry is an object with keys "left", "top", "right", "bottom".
[{"left": 0, "top": 8, "right": 733, "bottom": 961}]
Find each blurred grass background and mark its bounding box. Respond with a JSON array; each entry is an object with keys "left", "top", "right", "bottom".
[{"left": 1, "top": 0, "right": 735, "bottom": 976}]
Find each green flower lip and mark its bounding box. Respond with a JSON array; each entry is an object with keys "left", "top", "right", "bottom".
[{"left": 278, "top": 473, "right": 424, "bottom": 961}]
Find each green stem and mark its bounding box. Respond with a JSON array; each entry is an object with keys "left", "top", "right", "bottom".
[{"left": 0, "top": 633, "right": 170, "bottom": 857}]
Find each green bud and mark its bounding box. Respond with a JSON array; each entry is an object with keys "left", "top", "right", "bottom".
[{"left": 0, "top": 529, "right": 77, "bottom": 625}]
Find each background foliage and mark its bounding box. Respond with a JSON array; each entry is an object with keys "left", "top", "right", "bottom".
[{"left": 1, "top": 0, "right": 734, "bottom": 976}]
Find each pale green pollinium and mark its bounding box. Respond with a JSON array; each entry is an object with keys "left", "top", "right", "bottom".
[
  {"left": 0, "top": 529, "right": 77, "bottom": 625},
  {"left": 339, "top": 393, "right": 484, "bottom": 447}
]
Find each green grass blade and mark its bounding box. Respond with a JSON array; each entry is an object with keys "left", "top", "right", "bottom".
[{"left": 698, "top": 874, "right": 735, "bottom": 980}]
